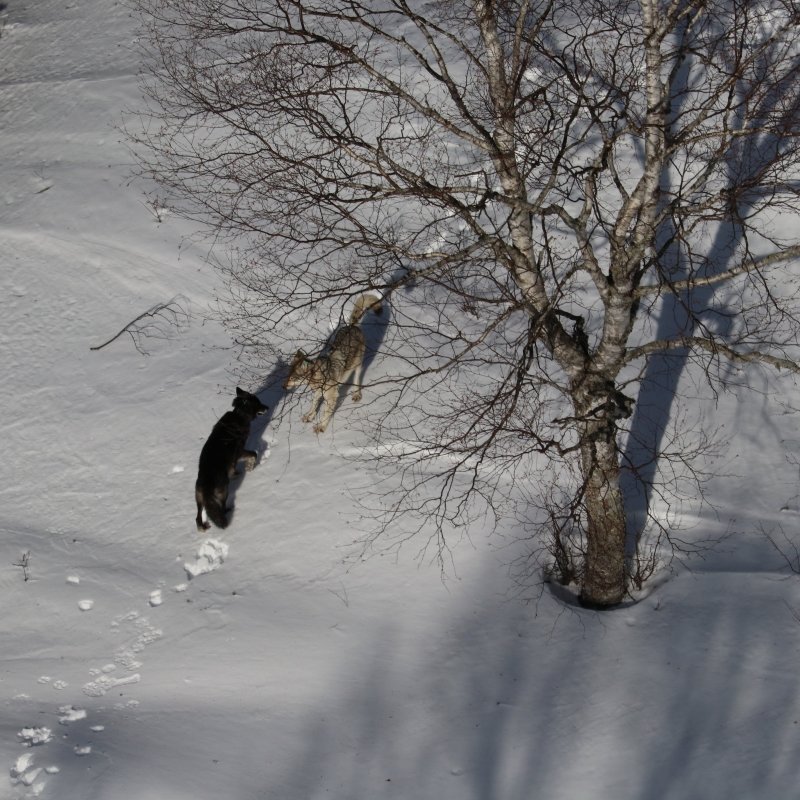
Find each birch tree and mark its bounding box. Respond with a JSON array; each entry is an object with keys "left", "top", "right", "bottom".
[{"left": 130, "top": 0, "right": 800, "bottom": 607}]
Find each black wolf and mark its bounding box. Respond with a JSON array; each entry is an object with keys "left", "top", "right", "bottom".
[{"left": 195, "top": 387, "right": 268, "bottom": 531}]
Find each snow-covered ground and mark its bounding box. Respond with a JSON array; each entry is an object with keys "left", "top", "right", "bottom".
[{"left": 2, "top": 2, "right": 800, "bottom": 798}]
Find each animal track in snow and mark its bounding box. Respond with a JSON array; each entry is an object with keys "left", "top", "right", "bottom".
[
  {"left": 11, "top": 568, "right": 168, "bottom": 793},
  {"left": 12, "top": 722, "right": 62, "bottom": 795},
  {"left": 16, "top": 728, "right": 52, "bottom": 747},
  {"left": 184, "top": 538, "right": 229, "bottom": 579},
  {"left": 82, "top": 672, "right": 140, "bottom": 698},
  {"left": 57, "top": 705, "right": 87, "bottom": 725},
  {"left": 37, "top": 676, "right": 68, "bottom": 690},
  {"left": 81, "top": 610, "right": 161, "bottom": 697},
  {"left": 9, "top": 752, "right": 47, "bottom": 796}
]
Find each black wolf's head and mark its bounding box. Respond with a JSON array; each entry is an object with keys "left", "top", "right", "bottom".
[{"left": 232, "top": 386, "right": 269, "bottom": 419}]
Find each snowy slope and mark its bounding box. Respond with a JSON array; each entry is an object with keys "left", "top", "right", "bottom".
[{"left": 2, "top": 2, "right": 800, "bottom": 799}]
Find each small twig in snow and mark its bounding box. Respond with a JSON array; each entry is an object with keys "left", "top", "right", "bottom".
[
  {"left": 90, "top": 295, "right": 190, "bottom": 355},
  {"left": 12, "top": 551, "right": 31, "bottom": 582}
]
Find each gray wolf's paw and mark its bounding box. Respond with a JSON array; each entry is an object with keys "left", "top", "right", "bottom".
[
  {"left": 351, "top": 391, "right": 362, "bottom": 402},
  {"left": 313, "top": 422, "right": 327, "bottom": 434},
  {"left": 301, "top": 413, "right": 314, "bottom": 423}
]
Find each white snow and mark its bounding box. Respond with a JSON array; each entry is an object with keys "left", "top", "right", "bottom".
[
  {"left": 16, "top": 730, "right": 52, "bottom": 748},
  {"left": 183, "top": 539, "right": 229, "bottom": 579},
  {"left": 57, "top": 707, "right": 87, "bottom": 726},
  {"left": 2, "top": 2, "right": 800, "bottom": 799}
]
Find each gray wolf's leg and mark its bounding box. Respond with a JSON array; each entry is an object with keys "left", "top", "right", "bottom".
[
  {"left": 314, "top": 385, "right": 340, "bottom": 433},
  {"left": 301, "top": 388, "right": 323, "bottom": 423},
  {"left": 350, "top": 363, "right": 363, "bottom": 402}
]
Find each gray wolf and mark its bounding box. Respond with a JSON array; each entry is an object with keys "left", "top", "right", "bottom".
[
  {"left": 284, "top": 293, "right": 383, "bottom": 433},
  {"left": 195, "top": 387, "right": 268, "bottom": 531}
]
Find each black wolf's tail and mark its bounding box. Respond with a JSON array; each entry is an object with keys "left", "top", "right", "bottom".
[
  {"left": 203, "top": 494, "right": 229, "bottom": 529},
  {"left": 349, "top": 293, "right": 383, "bottom": 324}
]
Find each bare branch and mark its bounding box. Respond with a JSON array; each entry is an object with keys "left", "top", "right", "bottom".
[
  {"left": 90, "top": 296, "right": 191, "bottom": 355},
  {"left": 626, "top": 336, "right": 800, "bottom": 373},
  {"left": 636, "top": 244, "right": 800, "bottom": 298}
]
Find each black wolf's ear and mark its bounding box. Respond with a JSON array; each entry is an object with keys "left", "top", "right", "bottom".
[{"left": 235, "top": 386, "right": 247, "bottom": 397}]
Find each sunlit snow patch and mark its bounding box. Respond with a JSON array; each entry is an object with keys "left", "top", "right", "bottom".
[
  {"left": 82, "top": 672, "right": 140, "bottom": 698},
  {"left": 58, "top": 705, "right": 87, "bottom": 724},
  {"left": 184, "top": 538, "right": 229, "bottom": 579},
  {"left": 10, "top": 752, "right": 46, "bottom": 793},
  {"left": 17, "top": 727, "right": 52, "bottom": 746}
]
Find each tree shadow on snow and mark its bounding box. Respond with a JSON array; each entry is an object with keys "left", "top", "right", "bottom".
[
  {"left": 622, "top": 64, "right": 791, "bottom": 557},
  {"left": 22, "top": 549, "right": 800, "bottom": 800},
  {"left": 260, "top": 562, "right": 800, "bottom": 800}
]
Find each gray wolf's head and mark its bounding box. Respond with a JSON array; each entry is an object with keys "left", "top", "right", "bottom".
[{"left": 283, "top": 351, "right": 314, "bottom": 389}]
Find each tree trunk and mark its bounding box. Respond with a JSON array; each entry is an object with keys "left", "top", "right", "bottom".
[
  {"left": 572, "top": 381, "right": 629, "bottom": 608},
  {"left": 579, "top": 434, "right": 627, "bottom": 608}
]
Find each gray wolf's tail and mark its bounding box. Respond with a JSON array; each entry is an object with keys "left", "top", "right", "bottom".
[
  {"left": 349, "top": 293, "right": 383, "bottom": 325},
  {"left": 204, "top": 495, "right": 229, "bottom": 529}
]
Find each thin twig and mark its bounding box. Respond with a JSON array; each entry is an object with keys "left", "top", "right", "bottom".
[
  {"left": 90, "top": 295, "right": 190, "bottom": 355},
  {"left": 12, "top": 551, "right": 31, "bottom": 582}
]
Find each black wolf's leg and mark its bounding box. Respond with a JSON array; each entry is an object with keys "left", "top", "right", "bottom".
[
  {"left": 241, "top": 450, "right": 258, "bottom": 471},
  {"left": 195, "top": 489, "right": 211, "bottom": 531}
]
